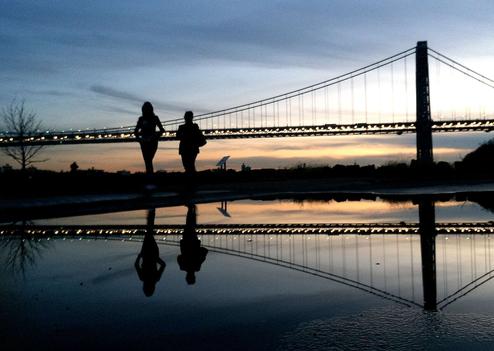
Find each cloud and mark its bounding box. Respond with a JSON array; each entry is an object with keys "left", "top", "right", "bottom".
[
  {"left": 21, "top": 89, "right": 75, "bottom": 97},
  {"left": 100, "top": 104, "right": 137, "bottom": 117},
  {"left": 1, "top": 0, "right": 494, "bottom": 162},
  {"left": 3, "top": 0, "right": 494, "bottom": 75},
  {"left": 90, "top": 85, "right": 206, "bottom": 115},
  {"left": 90, "top": 85, "right": 144, "bottom": 104}
]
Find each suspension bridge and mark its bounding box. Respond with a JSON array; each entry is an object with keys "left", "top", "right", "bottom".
[
  {"left": 3, "top": 201, "right": 494, "bottom": 311},
  {"left": 2, "top": 41, "right": 494, "bottom": 166}
]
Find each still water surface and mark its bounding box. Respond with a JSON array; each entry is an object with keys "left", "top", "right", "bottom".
[{"left": 2, "top": 198, "right": 494, "bottom": 350}]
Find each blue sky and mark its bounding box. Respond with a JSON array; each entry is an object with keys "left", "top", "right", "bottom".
[{"left": 1, "top": 1, "right": 494, "bottom": 171}]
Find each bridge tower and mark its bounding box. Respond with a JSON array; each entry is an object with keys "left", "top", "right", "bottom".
[{"left": 416, "top": 41, "right": 434, "bottom": 166}]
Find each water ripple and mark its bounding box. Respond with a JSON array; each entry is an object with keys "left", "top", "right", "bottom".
[{"left": 277, "top": 307, "right": 494, "bottom": 350}]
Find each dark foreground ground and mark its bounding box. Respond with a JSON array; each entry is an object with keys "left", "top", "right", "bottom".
[
  {"left": 2, "top": 170, "right": 494, "bottom": 222},
  {"left": 2, "top": 161, "right": 494, "bottom": 196},
  {"left": 2, "top": 160, "right": 494, "bottom": 222}
]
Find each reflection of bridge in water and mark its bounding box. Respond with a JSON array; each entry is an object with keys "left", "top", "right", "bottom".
[{"left": 2, "top": 202, "right": 494, "bottom": 311}]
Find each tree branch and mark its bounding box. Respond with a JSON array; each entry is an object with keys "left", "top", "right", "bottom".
[{"left": 1, "top": 99, "right": 47, "bottom": 169}]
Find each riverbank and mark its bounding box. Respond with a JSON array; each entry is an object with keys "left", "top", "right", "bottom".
[
  {"left": 1, "top": 160, "right": 494, "bottom": 197},
  {"left": 2, "top": 176, "right": 494, "bottom": 222}
]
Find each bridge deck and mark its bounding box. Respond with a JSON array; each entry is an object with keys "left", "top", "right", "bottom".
[
  {"left": 1, "top": 119, "right": 493, "bottom": 146},
  {"left": 2, "top": 222, "right": 494, "bottom": 236}
]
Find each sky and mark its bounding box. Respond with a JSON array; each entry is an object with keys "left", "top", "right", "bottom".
[{"left": 1, "top": 0, "right": 494, "bottom": 171}]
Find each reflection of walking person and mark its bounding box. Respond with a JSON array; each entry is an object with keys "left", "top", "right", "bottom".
[
  {"left": 135, "top": 209, "right": 166, "bottom": 297},
  {"left": 177, "top": 204, "right": 208, "bottom": 284},
  {"left": 134, "top": 102, "right": 165, "bottom": 175},
  {"left": 176, "top": 111, "right": 206, "bottom": 174}
]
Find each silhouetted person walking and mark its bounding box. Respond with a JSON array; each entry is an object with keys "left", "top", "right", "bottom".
[
  {"left": 134, "top": 102, "right": 165, "bottom": 176},
  {"left": 177, "top": 204, "right": 208, "bottom": 285},
  {"left": 176, "top": 111, "right": 206, "bottom": 175},
  {"left": 135, "top": 209, "right": 166, "bottom": 297}
]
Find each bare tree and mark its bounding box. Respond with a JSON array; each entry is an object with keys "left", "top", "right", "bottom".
[
  {"left": 1, "top": 222, "right": 52, "bottom": 278},
  {"left": 1, "top": 100, "right": 46, "bottom": 170}
]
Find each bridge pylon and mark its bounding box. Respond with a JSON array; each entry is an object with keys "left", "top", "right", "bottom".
[{"left": 416, "top": 41, "right": 434, "bottom": 166}]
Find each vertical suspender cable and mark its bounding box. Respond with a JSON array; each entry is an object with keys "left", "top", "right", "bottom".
[
  {"left": 391, "top": 62, "right": 395, "bottom": 123},
  {"left": 285, "top": 97, "right": 289, "bottom": 126},
  {"left": 277, "top": 99, "right": 280, "bottom": 127},
  {"left": 264, "top": 104, "right": 268, "bottom": 128},
  {"left": 377, "top": 68, "right": 382, "bottom": 123},
  {"left": 356, "top": 236, "right": 360, "bottom": 282},
  {"left": 396, "top": 234, "right": 401, "bottom": 296},
  {"left": 410, "top": 234, "right": 415, "bottom": 302},
  {"left": 435, "top": 57, "right": 441, "bottom": 119},
  {"left": 248, "top": 107, "right": 252, "bottom": 128},
  {"left": 312, "top": 90, "right": 315, "bottom": 125},
  {"left": 260, "top": 104, "right": 264, "bottom": 128},
  {"left": 351, "top": 77, "right": 355, "bottom": 124},
  {"left": 404, "top": 56, "right": 409, "bottom": 121},
  {"left": 383, "top": 234, "right": 387, "bottom": 290},
  {"left": 325, "top": 86, "right": 329, "bottom": 124},
  {"left": 338, "top": 82, "right": 342, "bottom": 124},
  {"left": 364, "top": 73, "right": 368, "bottom": 124},
  {"left": 289, "top": 98, "right": 292, "bottom": 126},
  {"left": 370, "top": 235, "right": 374, "bottom": 286}
]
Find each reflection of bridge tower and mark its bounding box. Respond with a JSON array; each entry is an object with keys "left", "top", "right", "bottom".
[
  {"left": 418, "top": 199, "right": 437, "bottom": 310},
  {"left": 416, "top": 41, "right": 434, "bottom": 166}
]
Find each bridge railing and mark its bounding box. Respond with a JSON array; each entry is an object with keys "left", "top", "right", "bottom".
[{"left": 2, "top": 119, "right": 494, "bottom": 147}]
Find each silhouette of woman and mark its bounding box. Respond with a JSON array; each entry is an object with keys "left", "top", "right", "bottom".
[
  {"left": 135, "top": 209, "right": 166, "bottom": 297},
  {"left": 176, "top": 111, "right": 206, "bottom": 174},
  {"left": 134, "top": 102, "right": 165, "bottom": 175},
  {"left": 177, "top": 204, "right": 208, "bottom": 284}
]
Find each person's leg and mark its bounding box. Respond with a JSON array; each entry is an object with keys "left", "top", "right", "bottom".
[
  {"left": 181, "top": 153, "right": 198, "bottom": 193},
  {"left": 142, "top": 141, "right": 158, "bottom": 175},
  {"left": 145, "top": 158, "right": 153, "bottom": 174},
  {"left": 181, "top": 153, "right": 194, "bottom": 174},
  {"left": 189, "top": 153, "right": 197, "bottom": 173},
  {"left": 181, "top": 154, "right": 188, "bottom": 173},
  {"left": 182, "top": 153, "right": 197, "bottom": 174},
  {"left": 140, "top": 142, "right": 152, "bottom": 174},
  {"left": 148, "top": 140, "right": 158, "bottom": 161}
]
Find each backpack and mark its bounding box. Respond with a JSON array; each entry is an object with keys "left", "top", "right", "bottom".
[{"left": 196, "top": 125, "right": 207, "bottom": 147}]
